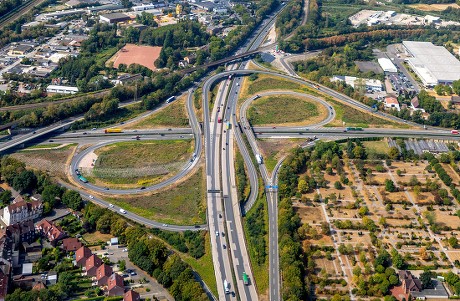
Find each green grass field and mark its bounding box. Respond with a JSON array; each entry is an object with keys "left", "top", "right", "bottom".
[
  {"left": 125, "top": 97, "right": 189, "bottom": 129},
  {"left": 325, "top": 97, "right": 407, "bottom": 128},
  {"left": 363, "top": 140, "right": 390, "bottom": 156},
  {"left": 91, "top": 140, "right": 193, "bottom": 186},
  {"left": 242, "top": 75, "right": 308, "bottom": 99},
  {"left": 247, "top": 95, "right": 322, "bottom": 126},
  {"left": 107, "top": 167, "right": 206, "bottom": 225}
]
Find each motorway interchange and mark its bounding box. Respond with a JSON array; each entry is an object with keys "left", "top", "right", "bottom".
[{"left": 2, "top": 6, "right": 460, "bottom": 301}]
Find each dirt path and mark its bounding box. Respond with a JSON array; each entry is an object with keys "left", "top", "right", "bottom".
[{"left": 285, "top": 0, "right": 310, "bottom": 40}]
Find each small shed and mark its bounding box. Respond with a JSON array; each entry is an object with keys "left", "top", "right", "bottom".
[{"left": 110, "top": 237, "right": 119, "bottom": 246}]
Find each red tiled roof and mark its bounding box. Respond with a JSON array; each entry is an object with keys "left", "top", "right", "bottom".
[
  {"left": 124, "top": 290, "right": 140, "bottom": 301},
  {"left": 385, "top": 97, "right": 399, "bottom": 105},
  {"left": 107, "top": 273, "right": 124, "bottom": 290},
  {"left": 76, "top": 246, "right": 92, "bottom": 263},
  {"left": 96, "top": 264, "right": 113, "bottom": 281},
  {"left": 36, "top": 219, "right": 66, "bottom": 242},
  {"left": 85, "top": 254, "right": 102, "bottom": 271},
  {"left": 62, "top": 237, "right": 82, "bottom": 252}
]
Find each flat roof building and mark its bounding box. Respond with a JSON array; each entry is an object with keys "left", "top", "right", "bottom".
[
  {"left": 46, "top": 85, "right": 79, "bottom": 94},
  {"left": 378, "top": 58, "right": 397, "bottom": 73},
  {"left": 403, "top": 41, "right": 460, "bottom": 87},
  {"left": 99, "top": 13, "right": 131, "bottom": 24}
]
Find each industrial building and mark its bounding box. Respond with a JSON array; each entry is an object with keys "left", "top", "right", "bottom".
[
  {"left": 46, "top": 85, "right": 79, "bottom": 94},
  {"left": 403, "top": 41, "right": 460, "bottom": 87},
  {"left": 378, "top": 58, "right": 397, "bottom": 73},
  {"left": 99, "top": 13, "right": 131, "bottom": 24}
]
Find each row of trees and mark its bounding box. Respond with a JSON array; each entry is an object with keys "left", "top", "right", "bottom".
[
  {"left": 128, "top": 231, "right": 208, "bottom": 301},
  {"left": 245, "top": 202, "right": 267, "bottom": 266}
]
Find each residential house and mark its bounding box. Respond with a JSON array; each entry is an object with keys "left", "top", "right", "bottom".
[
  {"left": 95, "top": 263, "right": 112, "bottom": 286},
  {"left": 0, "top": 259, "right": 11, "bottom": 301},
  {"left": 399, "top": 270, "right": 422, "bottom": 294},
  {"left": 384, "top": 96, "right": 401, "bottom": 111},
  {"left": 85, "top": 254, "right": 102, "bottom": 277},
  {"left": 124, "top": 290, "right": 140, "bottom": 301},
  {"left": 36, "top": 219, "right": 66, "bottom": 246},
  {"left": 75, "top": 246, "right": 92, "bottom": 267},
  {"left": 6, "top": 220, "right": 36, "bottom": 248},
  {"left": 62, "top": 237, "right": 82, "bottom": 252},
  {"left": 1, "top": 196, "right": 43, "bottom": 226},
  {"left": 107, "top": 273, "right": 124, "bottom": 296}
]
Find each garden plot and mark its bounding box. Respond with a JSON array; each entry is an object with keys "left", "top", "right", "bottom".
[
  {"left": 434, "top": 209, "right": 460, "bottom": 229},
  {"left": 294, "top": 203, "right": 326, "bottom": 224}
]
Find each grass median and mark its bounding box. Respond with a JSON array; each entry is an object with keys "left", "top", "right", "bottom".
[
  {"left": 247, "top": 94, "right": 327, "bottom": 126},
  {"left": 88, "top": 139, "right": 193, "bottom": 188},
  {"left": 107, "top": 167, "right": 206, "bottom": 225},
  {"left": 123, "top": 96, "right": 189, "bottom": 129}
]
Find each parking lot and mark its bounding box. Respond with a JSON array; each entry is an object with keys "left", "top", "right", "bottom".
[
  {"left": 388, "top": 138, "right": 450, "bottom": 155},
  {"left": 388, "top": 72, "right": 415, "bottom": 95}
]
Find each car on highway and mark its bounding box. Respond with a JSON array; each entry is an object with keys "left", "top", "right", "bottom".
[
  {"left": 109, "top": 203, "right": 114, "bottom": 208},
  {"left": 219, "top": 214, "right": 222, "bottom": 218},
  {"left": 89, "top": 195, "right": 93, "bottom": 199},
  {"left": 215, "top": 231, "right": 219, "bottom": 237},
  {"left": 162, "top": 224, "right": 168, "bottom": 227},
  {"left": 119, "top": 209, "right": 127, "bottom": 214},
  {"left": 49, "top": 140, "right": 54, "bottom": 142},
  {"left": 223, "top": 244, "right": 226, "bottom": 249}
]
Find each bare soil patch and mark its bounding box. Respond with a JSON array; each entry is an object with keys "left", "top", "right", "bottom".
[{"left": 109, "top": 44, "right": 162, "bottom": 71}]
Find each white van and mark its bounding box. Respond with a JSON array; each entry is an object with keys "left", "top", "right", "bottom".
[{"left": 119, "top": 208, "right": 127, "bottom": 214}]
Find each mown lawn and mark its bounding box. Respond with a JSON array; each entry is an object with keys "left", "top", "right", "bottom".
[
  {"left": 91, "top": 140, "right": 193, "bottom": 186},
  {"left": 107, "top": 167, "right": 206, "bottom": 225},
  {"left": 363, "top": 140, "right": 390, "bottom": 156},
  {"left": 124, "top": 96, "right": 189, "bottom": 129},
  {"left": 247, "top": 95, "right": 323, "bottom": 126}
]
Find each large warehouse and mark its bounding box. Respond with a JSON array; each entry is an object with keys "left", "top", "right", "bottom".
[{"left": 403, "top": 41, "right": 460, "bottom": 87}]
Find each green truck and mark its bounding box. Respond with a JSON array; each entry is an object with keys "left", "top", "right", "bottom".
[{"left": 243, "top": 272, "right": 249, "bottom": 285}]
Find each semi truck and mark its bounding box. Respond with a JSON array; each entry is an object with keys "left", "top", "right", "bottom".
[
  {"left": 105, "top": 128, "right": 123, "bottom": 134},
  {"left": 256, "top": 154, "right": 263, "bottom": 164},
  {"left": 224, "top": 280, "right": 230, "bottom": 294},
  {"left": 242, "top": 272, "right": 249, "bottom": 285},
  {"left": 166, "top": 96, "right": 175, "bottom": 104}
]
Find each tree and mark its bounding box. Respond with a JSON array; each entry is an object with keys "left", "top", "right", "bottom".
[
  {"left": 297, "top": 179, "right": 308, "bottom": 193},
  {"left": 118, "top": 259, "right": 126, "bottom": 271},
  {"left": 453, "top": 79, "right": 460, "bottom": 95},
  {"left": 42, "top": 185, "right": 62, "bottom": 208},
  {"left": 334, "top": 181, "right": 343, "bottom": 190},
  {"left": 388, "top": 147, "right": 399, "bottom": 160},
  {"left": 0, "top": 190, "right": 11, "bottom": 207},
  {"left": 358, "top": 206, "right": 369, "bottom": 217},
  {"left": 385, "top": 179, "right": 396, "bottom": 192},
  {"left": 449, "top": 236, "right": 458, "bottom": 248},
  {"left": 353, "top": 145, "right": 365, "bottom": 159},
  {"left": 12, "top": 170, "right": 37, "bottom": 193},
  {"left": 61, "top": 190, "right": 83, "bottom": 210},
  {"left": 420, "top": 270, "right": 434, "bottom": 289}
]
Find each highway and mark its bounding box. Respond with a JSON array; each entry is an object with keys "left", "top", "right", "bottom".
[{"left": 200, "top": 5, "right": 284, "bottom": 300}]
